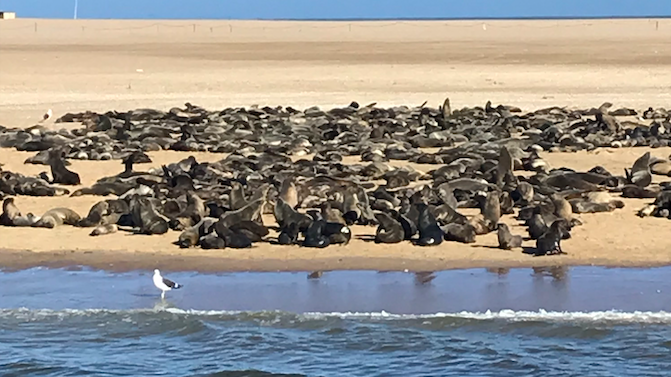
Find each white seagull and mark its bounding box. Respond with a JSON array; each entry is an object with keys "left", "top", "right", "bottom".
[
  {"left": 153, "top": 269, "right": 182, "bottom": 299},
  {"left": 40, "top": 109, "right": 53, "bottom": 123}
]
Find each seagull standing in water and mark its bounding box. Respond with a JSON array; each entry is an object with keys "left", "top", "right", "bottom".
[{"left": 153, "top": 269, "right": 182, "bottom": 299}]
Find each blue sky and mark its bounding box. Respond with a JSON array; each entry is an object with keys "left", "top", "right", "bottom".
[{"left": 2, "top": 0, "right": 671, "bottom": 20}]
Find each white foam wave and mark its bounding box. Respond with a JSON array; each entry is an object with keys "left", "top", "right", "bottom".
[{"left": 2, "top": 308, "right": 671, "bottom": 324}]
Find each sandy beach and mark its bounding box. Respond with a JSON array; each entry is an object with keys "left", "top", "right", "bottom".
[{"left": 1, "top": 18, "right": 670, "bottom": 272}]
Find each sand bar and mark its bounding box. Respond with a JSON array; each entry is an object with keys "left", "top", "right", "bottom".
[{"left": 0, "top": 18, "right": 670, "bottom": 272}]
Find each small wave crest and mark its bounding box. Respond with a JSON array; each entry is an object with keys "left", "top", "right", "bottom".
[{"left": 2, "top": 308, "right": 671, "bottom": 325}]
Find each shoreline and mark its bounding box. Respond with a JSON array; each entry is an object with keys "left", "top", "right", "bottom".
[{"left": 2, "top": 248, "right": 670, "bottom": 273}]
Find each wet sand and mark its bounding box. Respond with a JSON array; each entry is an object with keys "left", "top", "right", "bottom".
[{"left": 1, "top": 18, "right": 671, "bottom": 272}]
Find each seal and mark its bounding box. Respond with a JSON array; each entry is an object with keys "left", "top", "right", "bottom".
[
  {"left": 482, "top": 191, "right": 501, "bottom": 231},
  {"left": 13, "top": 213, "right": 39, "bottom": 227},
  {"left": 512, "top": 181, "right": 534, "bottom": 205},
  {"left": 625, "top": 151, "right": 652, "bottom": 188},
  {"left": 128, "top": 195, "right": 169, "bottom": 235},
  {"left": 90, "top": 224, "right": 118, "bottom": 236},
  {"left": 229, "top": 181, "right": 248, "bottom": 210},
  {"left": 497, "top": 223, "right": 523, "bottom": 250},
  {"left": 0, "top": 197, "right": 21, "bottom": 226},
  {"left": 416, "top": 204, "right": 443, "bottom": 246},
  {"left": 550, "top": 193, "right": 573, "bottom": 222},
  {"left": 278, "top": 222, "right": 300, "bottom": 245},
  {"left": 229, "top": 220, "right": 269, "bottom": 243},
  {"left": 219, "top": 198, "right": 265, "bottom": 229},
  {"left": 176, "top": 217, "right": 218, "bottom": 248},
  {"left": 442, "top": 223, "right": 476, "bottom": 243},
  {"left": 279, "top": 177, "right": 298, "bottom": 209},
  {"left": 535, "top": 219, "right": 571, "bottom": 256},
  {"left": 48, "top": 148, "right": 81, "bottom": 186},
  {"left": 303, "top": 211, "right": 351, "bottom": 247},
  {"left": 33, "top": 207, "right": 82, "bottom": 228},
  {"left": 214, "top": 221, "right": 253, "bottom": 249},
  {"left": 374, "top": 212, "right": 404, "bottom": 244},
  {"left": 274, "top": 198, "right": 312, "bottom": 232},
  {"left": 527, "top": 213, "right": 548, "bottom": 240},
  {"left": 77, "top": 200, "right": 109, "bottom": 227}
]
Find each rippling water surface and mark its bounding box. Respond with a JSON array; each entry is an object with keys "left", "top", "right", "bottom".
[{"left": 2, "top": 267, "right": 671, "bottom": 376}]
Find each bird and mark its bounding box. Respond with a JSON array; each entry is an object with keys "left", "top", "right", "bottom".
[
  {"left": 40, "top": 109, "right": 53, "bottom": 123},
  {"left": 152, "top": 269, "right": 182, "bottom": 299}
]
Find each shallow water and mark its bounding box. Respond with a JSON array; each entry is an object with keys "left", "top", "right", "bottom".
[{"left": 2, "top": 266, "right": 671, "bottom": 376}]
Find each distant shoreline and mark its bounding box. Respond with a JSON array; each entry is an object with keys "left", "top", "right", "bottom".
[
  {"left": 5, "top": 16, "right": 670, "bottom": 22},
  {"left": 1, "top": 249, "right": 670, "bottom": 273}
]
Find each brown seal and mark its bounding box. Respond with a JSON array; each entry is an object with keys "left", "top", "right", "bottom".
[
  {"left": 0, "top": 197, "right": 21, "bottom": 226},
  {"left": 497, "top": 223, "right": 523, "bottom": 250},
  {"left": 33, "top": 207, "right": 81, "bottom": 228},
  {"left": 90, "top": 224, "right": 118, "bottom": 236}
]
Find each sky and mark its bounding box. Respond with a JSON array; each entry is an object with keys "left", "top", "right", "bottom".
[{"left": 2, "top": 0, "right": 671, "bottom": 20}]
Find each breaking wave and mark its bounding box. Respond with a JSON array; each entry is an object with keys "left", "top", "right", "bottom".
[{"left": 3, "top": 307, "right": 671, "bottom": 325}]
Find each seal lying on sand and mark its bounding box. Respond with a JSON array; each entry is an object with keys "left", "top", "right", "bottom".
[
  {"left": 33, "top": 207, "right": 81, "bottom": 228},
  {"left": 90, "top": 224, "right": 118, "bottom": 236}
]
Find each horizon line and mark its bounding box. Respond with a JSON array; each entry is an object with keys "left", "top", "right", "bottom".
[{"left": 7, "top": 15, "right": 671, "bottom": 22}]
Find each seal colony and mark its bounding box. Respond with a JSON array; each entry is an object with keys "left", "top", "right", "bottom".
[{"left": 1, "top": 100, "right": 671, "bottom": 257}]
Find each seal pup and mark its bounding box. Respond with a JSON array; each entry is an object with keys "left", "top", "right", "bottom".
[
  {"left": 33, "top": 208, "right": 81, "bottom": 228},
  {"left": 48, "top": 148, "right": 80, "bottom": 186},
  {"left": 13, "top": 213, "right": 39, "bottom": 227},
  {"left": 374, "top": 212, "right": 404, "bottom": 244},
  {"left": 153, "top": 269, "right": 182, "bottom": 299},
  {"left": 497, "top": 223, "right": 523, "bottom": 250},
  {"left": 0, "top": 197, "right": 21, "bottom": 226},
  {"left": 625, "top": 152, "right": 652, "bottom": 188},
  {"left": 535, "top": 219, "right": 571, "bottom": 256},
  {"left": 90, "top": 224, "right": 118, "bottom": 236}
]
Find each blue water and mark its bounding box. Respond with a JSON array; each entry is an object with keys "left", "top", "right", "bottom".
[{"left": 1, "top": 267, "right": 671, "bottom": 376}]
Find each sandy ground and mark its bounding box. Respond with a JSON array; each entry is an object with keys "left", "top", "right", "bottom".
[{"left": 0, "top": 18, "right": 670, "bottom": 271}]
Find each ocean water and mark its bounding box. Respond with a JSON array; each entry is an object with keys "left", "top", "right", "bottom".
[{"left": 1, "top": 266, "right": 671, "bottom": 376}]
